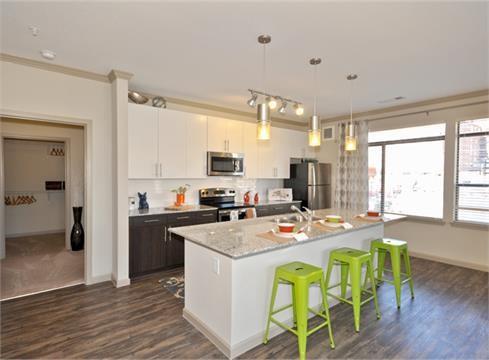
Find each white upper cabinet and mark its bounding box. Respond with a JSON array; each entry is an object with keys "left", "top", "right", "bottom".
[
  {"left": 158, "top": 109, "right": 187, "bottom": 179},
  {"left": 242, "top": 122, "right": 259, "bottom": 178},
  {"left": 186, "top": 114, "right": 208, "bottom": 178},
  {"left": 128, "top": 104, "right": 208, "bottom": 179},
  {"left": 207, "top": 116, "right": 243, "bottom": 153},
  {"left": 128, "top": 103, "right": 159, "bottom": 179}
]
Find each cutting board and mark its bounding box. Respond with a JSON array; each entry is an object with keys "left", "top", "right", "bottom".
[{"left": 164, "top": 204, "right": 195, "bottom": 211}]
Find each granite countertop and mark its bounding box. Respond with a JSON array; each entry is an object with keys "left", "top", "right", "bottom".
[
  {"left": 169, "top": 209, "right": 405, "bottom": 259},
  {"left": 253, "top": 200, "right": 301, "bottom": 206},
  {"left": 129, "top": 204, "right": 217, "bottom": 217}
]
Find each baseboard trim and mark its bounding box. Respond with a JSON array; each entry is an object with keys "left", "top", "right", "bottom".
[
  {"left": 183, "top": 308, "right": 232, "bottom": 358},
  {"left": 183, "top": 295, "right": 343, "bottom": 359},
  {"left": 6, "top": 230, "right": 65, "bottom": 238},
  {"left": 111, "top": 275, "right": 131, "bottom": 288},
  {"left": 86, "top": 273, "right": 112, "bottom": 285},
  {"left": 410, "top": 251, "right": 488, "bottom": 272}
]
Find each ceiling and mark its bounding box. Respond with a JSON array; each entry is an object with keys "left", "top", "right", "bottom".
[{"left": 1, "top": 1, "right": 488, "bottom": 123}]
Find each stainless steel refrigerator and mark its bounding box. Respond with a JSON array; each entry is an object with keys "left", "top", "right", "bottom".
[{"left": 285, "top": 162, "right": 331, "bottom": 210}]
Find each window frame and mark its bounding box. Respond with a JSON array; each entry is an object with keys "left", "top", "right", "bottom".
[
  {"left": 454, "top": 121, "right": 489, "bottom": 225},
  {"left": 369, "top": 133, "right": 445, "bottom": 219}
]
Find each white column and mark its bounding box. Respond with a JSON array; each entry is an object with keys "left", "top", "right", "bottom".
[{"left": 109, "top": 69, "right": 133, "bottom": 287}]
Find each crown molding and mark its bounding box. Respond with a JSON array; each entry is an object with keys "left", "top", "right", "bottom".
[
  {"left": 321, "top": 89, "right": 489, "bottom": 124},
  {"left": 1, "top": 53, "right": 111, "bottom": 83},
  {"left": 108, "top": 69, "right": 133, "bottom": 82}
]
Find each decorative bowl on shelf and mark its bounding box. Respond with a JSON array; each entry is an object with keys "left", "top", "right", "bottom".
[{"left": 128, "top": 91, "right": 149, "bottom": 104}]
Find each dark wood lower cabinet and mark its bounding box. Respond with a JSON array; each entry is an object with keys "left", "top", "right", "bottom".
[{"left": 129, "top": 210, "right": 217, "bottom": 278}]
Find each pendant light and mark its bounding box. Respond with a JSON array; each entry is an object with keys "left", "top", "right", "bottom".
[
  {"left": 345, "top": 74, "right": 358, "bottom": 151},
  {"left": 308, "top": 58, "right": 322, "bottom": 147},
  {"left": 256, "top": 35, "right": 272, "bottom": 140}
]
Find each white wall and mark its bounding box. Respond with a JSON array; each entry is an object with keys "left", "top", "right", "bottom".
[
  {"left": 4, "top": 139, "right": 65, "bottom": 237},
  {"left": 0, "top": 60, "right": 113, "bottom": 282},
  {"left": 319, "top": 97, "right": 489, "bottom": 270},
  {"left": 128, "top": 178, "right": 284, "bottom": 208}
]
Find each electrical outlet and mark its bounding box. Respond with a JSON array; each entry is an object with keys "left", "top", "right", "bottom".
[{"left": 212, "top": 257, "right": 220, "bottom": 275}]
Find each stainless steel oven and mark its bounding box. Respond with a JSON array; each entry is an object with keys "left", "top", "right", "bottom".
[{"left": 207, "top": 152, "right": 244, "bottom": 176}]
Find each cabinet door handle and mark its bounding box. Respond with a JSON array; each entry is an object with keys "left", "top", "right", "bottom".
[
  {"left": 159, "top": 163, "right": 162, "bottom": 177},
  {"left": 155, "top": 163, "right": 158, "bottom": 177},
  {"left": 164, "top": 226, "right": 167, "bottom": 242},
  {"left": 201, "top": 213, "right": 214, "bottom": 217},
  {"left": 144, "top": 219, "right": 160, "bottom": 223},
  {"left": 177, "top": 216, "right": 190, "bottom": 220}
]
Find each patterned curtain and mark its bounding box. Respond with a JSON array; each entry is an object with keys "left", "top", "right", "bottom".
[{"left": 334, "top": 120, "right": 369, "bottom": 211}]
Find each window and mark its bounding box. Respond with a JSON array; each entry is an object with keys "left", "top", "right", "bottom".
[
  {"left": 368, "top": 124, "right": 446, "bottom": 218},
  {"left": 455, "top": 118, "right": 489, "bottom": 224}
]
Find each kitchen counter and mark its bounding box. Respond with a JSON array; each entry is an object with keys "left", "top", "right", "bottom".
[
  {"left": 176, "top": 208, "right": 405, "bottom": 358},
  {"left": 170, "top": 209, "right": 404, "bottom": 259},
  {"left": 128, "top": 204, "right": 217, "bottom": 217}
]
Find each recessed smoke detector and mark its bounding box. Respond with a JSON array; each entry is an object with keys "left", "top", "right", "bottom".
[
  {"left": 40, "top": 49, "right": 56, "bottom": 60},
  {"left": 29, "top": 25, "right": 40, "bottom": 36},
  {"left": 377, "top": 96, "right": 405, "bottom": 104}
]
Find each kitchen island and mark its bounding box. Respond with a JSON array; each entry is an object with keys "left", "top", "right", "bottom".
[{"left": 170, "top": 209, "right": 404, "bottom": 358}]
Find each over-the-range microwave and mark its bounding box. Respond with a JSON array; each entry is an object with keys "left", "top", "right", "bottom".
[{"left": 207, "top": 151, "right": 244, "bottom": 176}]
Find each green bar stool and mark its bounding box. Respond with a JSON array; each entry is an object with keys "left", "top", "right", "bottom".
[
  {"left": 324, "top": 248, "right": 381, "bottom": 332},
  {"left": 369, "top": 238, "right": 414, "bottom": 308},
  {"left": 263, "top": 261, "right": 335, "bottom": 360}
]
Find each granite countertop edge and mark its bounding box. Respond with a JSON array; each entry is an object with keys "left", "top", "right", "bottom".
[
  {"left": 129, "top": 205, "right": 217, "bottom": 217},
  {"left": 170, "top": 211, "right": 405, "bottom": 260}
]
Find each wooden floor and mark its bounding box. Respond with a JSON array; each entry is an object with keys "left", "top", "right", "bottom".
[{"left": 1, "top": 258, "right": 487, "bottom": 359}]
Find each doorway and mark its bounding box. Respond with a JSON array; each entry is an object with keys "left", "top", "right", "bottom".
[{"left": 1, "top": 118, "right": 85, "bottom": 300}]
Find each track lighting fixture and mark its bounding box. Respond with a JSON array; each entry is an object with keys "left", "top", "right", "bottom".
[
  {"left": 247, "top": 92, "right": 258, "bottom": 108},
  {"left": 266, "top": 96, "right": 278, "bottom": 110},
  {"left": 294, "top": 103, "right": 304, "bottom": 116},
  {"left": 278, "top": 100, "right": 287, "bottom": 115}
]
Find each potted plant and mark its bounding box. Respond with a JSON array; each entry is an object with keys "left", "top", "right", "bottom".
[{"left": 171, "top": 184, "right": 190, "bottom": 206}]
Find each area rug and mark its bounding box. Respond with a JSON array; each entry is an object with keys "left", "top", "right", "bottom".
[{"left": 159, "top": 276, "right": 184, "bottom": 300}]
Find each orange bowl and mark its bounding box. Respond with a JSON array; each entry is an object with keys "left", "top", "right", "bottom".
[
  {"left": 367, "top": 211, "right": 380, "bottom": 217},
  {"left": 278, "top": 223, "right": 295, "bottom": 233}
]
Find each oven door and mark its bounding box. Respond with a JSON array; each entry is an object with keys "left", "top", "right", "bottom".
[
  {"left": 207, "top": 152, "right": 244, "bottom": 176},
  {"left": 218, "top": 208, "right": 248, "bottom": 222}
]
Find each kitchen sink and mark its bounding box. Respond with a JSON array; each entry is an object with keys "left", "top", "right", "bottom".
[{"left": 270, "top": 214, "right": 322, "bottom": 224}]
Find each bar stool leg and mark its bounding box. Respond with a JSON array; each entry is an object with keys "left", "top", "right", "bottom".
[
  {"left": 294, "top": 280, "right": 309, "bottom": 360},
  {"left": 367, "top": 259, "right": 381, "bottom": 319},
  {"left": 291, "top": 283, "right": 297, "bottom": 327},
  {"left": 319, "top": 279, "right": 336, "bottom": 349},
  {"left": 403, "top": 249, "right": 415, "bottom": 299},
  {"left": 390, "top": 247, "right": 402, "bottom": 309},
  {"left": 263, "top": 273, "right": 279, "bottom": 344},
  {"left": 340, "top": 262, "right": 349, "bottom": 298},
  {"left": 377, "top": 248, "right": 386, "bottom": 283},
  {"left": 324, "top": 256, "right": 334, "bottom": 295},
  {"left": 350, "top": 262, "right": 362, "bottom": 332}
]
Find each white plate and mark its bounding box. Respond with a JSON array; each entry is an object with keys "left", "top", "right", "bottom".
[
  {"left": 318, "top": 220, "right": 343, "bottom": 228},
  {"left": 271, "top": 229, "right": 297, "bottom": 238}
]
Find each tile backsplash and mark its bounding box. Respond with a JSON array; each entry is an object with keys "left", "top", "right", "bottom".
[{"left": 128, "top": 178, "right": 284, "bottom": 208}]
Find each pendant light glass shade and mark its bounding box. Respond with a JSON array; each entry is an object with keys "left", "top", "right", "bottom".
[
  {"left": 308, "top": 114, "right": 321, "bottom": 147},
  {"left": 257, "top": 103, "right": 271, "bottom": 140}
]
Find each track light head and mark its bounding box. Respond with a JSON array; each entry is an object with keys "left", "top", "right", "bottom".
[
  {"left": 266, "top": 96, "right": 277, "bottom": 110},
  {"left": 278, "top": 100, "right": 287, "bottom": 115},
  {"left": 247, "top": 92, "right": 258, "bottom": 108},
  {"left": 294, "top": 103, "right": 304, "bottom": 116}
]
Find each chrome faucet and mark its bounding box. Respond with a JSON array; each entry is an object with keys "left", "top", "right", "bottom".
[{"left": 291, "top": 205, "right": 313, "bottom": 223}]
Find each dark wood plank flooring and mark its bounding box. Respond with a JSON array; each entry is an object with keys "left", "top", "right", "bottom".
[{"left": 1, "top": 258, "right": 488, "bottom": 359}]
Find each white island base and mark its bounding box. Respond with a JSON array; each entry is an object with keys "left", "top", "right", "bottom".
[{"left": 182, "top": 224, "right": 383, "bottom": 358}]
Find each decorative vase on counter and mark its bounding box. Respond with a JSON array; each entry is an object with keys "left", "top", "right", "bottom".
[
  {"left": 70, "top": 206, "right": 84, "bottom": 251},
  {"left": 254, "top": 192, "right": 260, "bottom": 204},
  {"left": 176, "top": 193, "right": 185, "bottom": 206}
]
